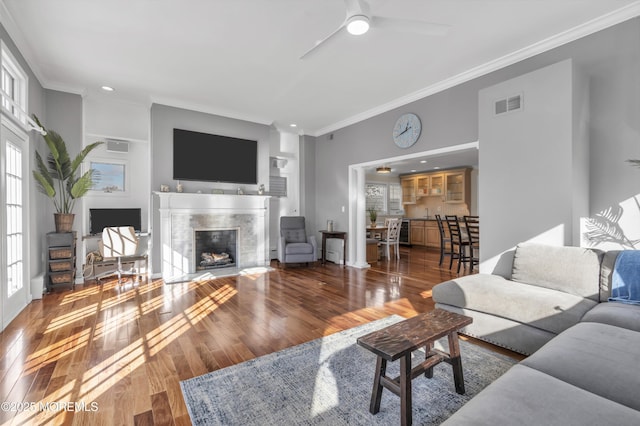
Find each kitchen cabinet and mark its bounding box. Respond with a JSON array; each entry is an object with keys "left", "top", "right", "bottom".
[
  {"left": 444, "top": 169, "right": 471, "bottom": 203},
  {"left": 409, "top": 219, "right": 441, "bottom": 248},
  {"left": 46, "top": 232, "right": 76, "bottom": 291},
  {"left": 410, "top": 220, "right": 425, "bottom": 245},
  {"left": 401, "top": 177, "right": 417, "bottom": 204},
  {"left": 428, "top": 174, "right": 444, "bottom": 196},
  {"left": 425, "top": 221, "right": 440, "bottom": 248},
  {"left": 416, "top": 176, "right": 430, "bottom": 197}
]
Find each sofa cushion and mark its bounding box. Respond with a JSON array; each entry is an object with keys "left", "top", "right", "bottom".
[
  {"left": 432, "top": 274, "right": 597, "bottom": 335},
  {"left": 580, "top": 302, "right": 640, "bottom": 333},
  {"left": 511, "top": 243, "right": 603, "bottom": 301},
  {"left": 521, "top": 322, "right": 640, "bottom": 411},
  {"left": 441, "top": 364, "right": 640, "bottom": 425},
  {"left": 284, "top": 242, "right": 313, "bottom": 255}
]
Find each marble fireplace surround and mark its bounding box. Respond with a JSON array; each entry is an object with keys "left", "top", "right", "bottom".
[{"left": 154, "top": 192, "right": 270, "bottom": 282}]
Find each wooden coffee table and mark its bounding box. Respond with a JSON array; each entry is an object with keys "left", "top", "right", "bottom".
[{"left": 357, "top": 309, "right": 473, "bottom": 426}]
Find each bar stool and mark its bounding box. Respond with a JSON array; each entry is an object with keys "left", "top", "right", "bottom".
[
  {"left": 435, "top": 214, "right": 453, "bottom": 267},
  {"left": 445, "top": 215, "right": 471, "bottom": 273}
]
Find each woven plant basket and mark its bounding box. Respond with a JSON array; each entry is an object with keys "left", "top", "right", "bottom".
[{"left": 54, "top": 213, "right": 75, "bottom": 233}]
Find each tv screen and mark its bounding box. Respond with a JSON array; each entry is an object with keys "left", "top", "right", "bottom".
[
  {"left": 173, "top": 128, "right": 258, "bottom": 184},
  {"left": 89, "top": 208, "right": 142, "bottom": 235}
]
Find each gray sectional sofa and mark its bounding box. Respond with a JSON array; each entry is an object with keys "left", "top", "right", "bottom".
[{"left": 433, "top": 243, "right": 640, "bottom": 425}]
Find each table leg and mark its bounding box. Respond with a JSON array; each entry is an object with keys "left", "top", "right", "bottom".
[
  {"left": 321, "top": 233, "right": 327, "bottom": 264},
  {"left": 342, "top": 234, "right": 347, "bottom": 266},
  {"left": 370, "top": 356, "right": 387, "bottom": 414},
  {"left": 400, "top": 353, "right": 412, "bottom": 426},
  {"left": 448, "top": 331, "right": 465, "bottom": 394},
  {"left": 424, "top": 341, "right": 435, "bottom": 378}
]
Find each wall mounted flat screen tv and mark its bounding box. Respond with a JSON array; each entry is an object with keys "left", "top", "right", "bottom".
[
  {"left": 89, "top": 208, "right": 142, "bottom": 235},
  {"left": 173, "top": 128, "right": 258, "bottom": 184}
]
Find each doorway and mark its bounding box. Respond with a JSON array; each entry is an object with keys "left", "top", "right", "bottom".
[
  {"left": 1, "top": 118, "right": 30, "bottom": 330},
  {"left": 347, "top": 141, "right": 479, "bottom": 268}
]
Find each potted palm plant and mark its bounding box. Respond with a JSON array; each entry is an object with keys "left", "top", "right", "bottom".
[{"left": 32, "top": 115, "right": 103, "bottom": 232}]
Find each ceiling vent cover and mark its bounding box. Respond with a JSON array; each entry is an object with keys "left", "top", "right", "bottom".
[
  {"left": 494, "top": 94, "right": 523, "bottom": 116},
  {"left": 106, "top": 139, "right": 129, "bottom": 153}
]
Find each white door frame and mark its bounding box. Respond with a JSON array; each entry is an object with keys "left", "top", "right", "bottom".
[
  {"left": 347, "top": 141, "right": 479, "bottom": 267},
  {"left": 1, "top": 115, "right": 30, "bottom": 330}
]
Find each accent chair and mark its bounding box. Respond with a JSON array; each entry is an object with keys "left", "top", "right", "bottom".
[{"left": 278, "top": 216, "right": 317, "bottom": 266}]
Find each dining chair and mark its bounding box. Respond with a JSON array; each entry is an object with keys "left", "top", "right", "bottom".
[
  {"left": 379, "top": 218, "right": 402, "bottom": 260},
  {"left": 435, "top": 214, "right": 453, "bottom": 266},
  {"left": 445, "top": 215, "right": 471, "bottom": 273},
  {"left": 464, "top": 215, "right": 480, "bottom": 271}
]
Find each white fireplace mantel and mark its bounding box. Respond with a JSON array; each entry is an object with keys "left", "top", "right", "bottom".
[
  {"left": 154, "top": 191, "right": 271, "bottom": 212},
  {"left": 153, "top": 192, "right": 271, "bottom": 282}
]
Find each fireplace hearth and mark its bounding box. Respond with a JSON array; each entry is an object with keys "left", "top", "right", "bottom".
[{"left": 195, "top": 229, "right": 238, "bottom": 271}]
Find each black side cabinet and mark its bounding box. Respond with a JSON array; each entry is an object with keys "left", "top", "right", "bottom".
[{"left": 46, "top": 232, "right": 76, "bottom": 291}]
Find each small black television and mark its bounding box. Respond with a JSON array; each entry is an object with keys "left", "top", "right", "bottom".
[
  {"left": 173, "top": 128, "right": 258, "bottom": 184},
  {"left": 89, "top": 208, "right": 142, "bottom": 235}
]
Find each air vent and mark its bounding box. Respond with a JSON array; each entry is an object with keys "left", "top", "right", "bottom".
[
  {"left": 269, "top": 176, "right": 287, "bottom": 197},
  {"left": 106, "top": 139, "right": 129, "bottom": 153},
  {"left": 494, "top": 94, "right": 523, "bottom": 116}
]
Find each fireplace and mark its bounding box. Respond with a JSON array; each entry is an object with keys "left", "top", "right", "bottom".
[
  {"left": 154, "top": 192, "right": 270, "bottom": 281},
  {"left": 194, "top": 228, "right": 238, "bottom": 271}
]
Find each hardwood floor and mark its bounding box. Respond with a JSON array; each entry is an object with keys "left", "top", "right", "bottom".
[{"left": 0, "top": 246, "right": 520, "bottom": 425}]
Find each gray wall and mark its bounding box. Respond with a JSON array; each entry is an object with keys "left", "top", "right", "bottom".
[
  {"left": 478, "top": 59, "right": 585, "bottom": 271},
  {"left": 149, "top": 104, "right": 272, "bottom": 273},
  {"left": 0, "top": 21, "right": 47, "bottom": 282},
  {"left": 313, "top": 17, "right": 640, "bottom": 260}
]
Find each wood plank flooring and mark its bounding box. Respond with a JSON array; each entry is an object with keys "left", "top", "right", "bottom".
[{"left": 0, "top": 246, "right": 520, "bottom": 425}]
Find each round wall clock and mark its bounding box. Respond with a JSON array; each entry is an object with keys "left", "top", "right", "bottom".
[{"left": 392, "top": 113, "right": 421, "bottom": 148}]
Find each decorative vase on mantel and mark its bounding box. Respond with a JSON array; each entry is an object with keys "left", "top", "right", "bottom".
[{"left": 54, "top": 213, "right": 75, "bottom": 233}]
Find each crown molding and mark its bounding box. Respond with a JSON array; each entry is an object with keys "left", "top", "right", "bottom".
[
  {"left": 0, "top": 0, "right": 47, "bottom": 86},
  {"left": 311, "top": 1, "right": 640, "bottom": 137}
]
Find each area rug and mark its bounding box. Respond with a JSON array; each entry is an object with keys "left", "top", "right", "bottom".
[{"left": 180, "top": 315, "right": 517, "bottom": 425}]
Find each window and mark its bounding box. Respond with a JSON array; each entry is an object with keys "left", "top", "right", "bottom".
[
  {"left": 366, "top": 182, "right": 404, "bottom": 215},
  {"left": 90, "top": 160, "right": 127, "bottom": 193},
  {"left": 0, "top": 43, "right": 27, "bottom": 126},
  {"left": 5, "top": 141, "right": 23, "bottom": 297},
  {"left": 389, "top": 184, "right": 402, "bottom": 213},
  {"left": 366, "top": 183, "right": 387, "bottom": 213}
]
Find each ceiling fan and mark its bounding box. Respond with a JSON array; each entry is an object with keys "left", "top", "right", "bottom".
[{"left": 300, "top": 0, "right": 449, "bottom": 59}]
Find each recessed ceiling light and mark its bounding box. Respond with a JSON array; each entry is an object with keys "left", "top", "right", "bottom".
[
  {"left": 101, "top": 85, "right": 115, "bottom": 92},
  {"left": 289, "top": 123, "right": 297, "bottom": 128},
  {"left": 410, "top": 169, "right": 417, "bottom": 172},
  {"left": 434, "top": 166, "right": 441, "bottom": 170},
  {"left": 420, "top": 160, "right": 427, "bottom": 164}
]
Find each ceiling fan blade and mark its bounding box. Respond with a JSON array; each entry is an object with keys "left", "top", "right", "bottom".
[
  {"left": 372, "top": 16, "right": 450, "bottom": 36},
  {"left": 300, "top": 23, "right": 346, "bottom": 60}
]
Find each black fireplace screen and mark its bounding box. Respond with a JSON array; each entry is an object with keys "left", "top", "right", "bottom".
[{"left": 195, "top": 229, "right": 237, "bottom": 270}]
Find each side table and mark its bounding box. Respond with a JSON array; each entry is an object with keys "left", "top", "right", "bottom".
[{"left": 318, "top": 230, "right": 347, "bottom": 266}]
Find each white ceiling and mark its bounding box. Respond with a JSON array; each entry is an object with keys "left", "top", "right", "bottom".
[{"left": 2, "top": 0, "right": 639, "bottom": 137}]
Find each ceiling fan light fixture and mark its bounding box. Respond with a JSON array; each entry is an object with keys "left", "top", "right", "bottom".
[
  {"left": 346, "top": 15, "right": 370, "bottom": 35},
  {"left": 376, "top": 166, "right": 391, "bottom": 174}
]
